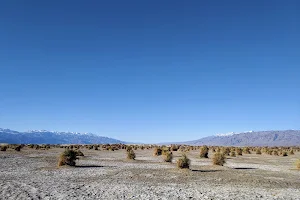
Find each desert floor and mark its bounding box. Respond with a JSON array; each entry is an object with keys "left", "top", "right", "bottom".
[{"left": 0, "top": 147, "right": 299, "bottom": 200}]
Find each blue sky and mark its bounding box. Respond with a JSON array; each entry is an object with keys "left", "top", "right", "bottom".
[{"left": 0, "top": 1, "right": 299, "bottom": 143}]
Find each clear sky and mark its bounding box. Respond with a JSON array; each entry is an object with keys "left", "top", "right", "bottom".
[{"left": 0, "top": 1, "right": 299, "bottom": 143}]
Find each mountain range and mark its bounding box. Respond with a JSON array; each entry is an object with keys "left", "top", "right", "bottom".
[
  {"left": 180, "top": 130, "right": 300, "bottom": 146},
  {"left": 0, "top": 128, "right": 125, "bottom": 144},
  {"left": 0, "top": 128, "right": 299, "bottom": 146}
]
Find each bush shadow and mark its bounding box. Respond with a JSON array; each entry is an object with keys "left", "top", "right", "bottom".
[
  {"left": 191, "top": 169, "right": 222, "bottom": 172},
  {"left": 75, "top": 165, "right": 117, "bottom": 168},
  {"left": 233, "top": 167, "right": 256, "bottom": 170}
]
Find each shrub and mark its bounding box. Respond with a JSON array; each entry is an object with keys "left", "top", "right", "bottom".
[
  {"left": 212, "top": 152, "right": 226, "bottom": 166},
  {"left": 126, "top": 146, "right": 133, "bottom": 151},
  {"left": 230, "top": 151, "right": 236, "bottom": 157},
  {"left": 108, "top": 146, "right": 114, "bottom": 151},
  {"left": 94, "top": 146, "right": 98, "bottom": 150},
  {"left": 236, "top": 148, "right": 242, "bottom": 156},
  {"left": 222, "top": 147, "right": 230, "bottom": 156},
  {"left": 0, "top": 146, "right": 7, "bottom": 151},
  {"left": 243, "top": 147, "right": 251, "bottom": 154},
  {"left": 163, "top": 151, "right": 173, "bottom": 162},
  {"left": 127, "top": 150, "right": 136, "bottom": 160},
  {"left": 268, "top": 150, "right": 273, "bottom": 155},
  {"left": 273, "top": 150, "right": 279, "bottom": 156},
  {"left": 58, "top": 150, "right": 78, "bottom": 167},
  {"left": 153, "top": 147, "right": 162, "bottom": 156},
  {"left": 15, "top": 146, "right": 21, "bottom": 152},
  {"left": 162, "top": 147, "right": 170, "bottom": 155},
  {"left": 289, "top": 150, "right": 294, "bottom": 155},
  {"left": 177, "top": 154, "right": 190, "bottom": 169},
  {"left": 171, "top": 145, "right": 179, "bottom": 151},
  {"left": 200, "top": 145, "right": 209, "bottom": 158},
  {"left": 256, "top": 149, "right": 262, "bottom": 155},
  {"left": 296, "top": 159, "right": 300, "bottom": 169}
]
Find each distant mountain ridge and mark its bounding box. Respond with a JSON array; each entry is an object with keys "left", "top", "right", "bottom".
[
  {"left": 181, "top": 130, "right": 300, "bottom": 146},
  {"left": 0, "top": 128, "right": 126, "bottom": 144},
  {"left": 1, "top": 128, "right": 300, "bottom": 146}
]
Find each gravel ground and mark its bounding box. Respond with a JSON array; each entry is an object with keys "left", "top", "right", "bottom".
[{"left": 0, "top": 148, "right": 299, "bottom": 200}]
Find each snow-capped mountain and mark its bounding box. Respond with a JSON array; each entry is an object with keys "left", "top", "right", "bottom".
[
  {"left": 215, "top": 131, "right": 253, "bottom": 137},
  {"left": 0, "top": 128, "right": 126, "bottom": 144}
]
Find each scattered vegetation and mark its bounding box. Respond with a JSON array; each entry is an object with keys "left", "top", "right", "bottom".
[
  {"left": 0, "top": 146, "right": 8, "bottom": 151},
  {"left": 177, "top": 154, "right": 190, "bottom": 169},
  {"left": 212, "top": 152, "right": 226, "bottom": 166}
]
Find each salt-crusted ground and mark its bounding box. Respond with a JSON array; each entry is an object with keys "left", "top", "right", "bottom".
[{"left": 0, "top": 148, "right": 299, "bottom": 200}]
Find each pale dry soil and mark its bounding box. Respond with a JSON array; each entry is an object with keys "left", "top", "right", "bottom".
[{"left": 0, "top": 148, "right": 299, "bottom": 200}]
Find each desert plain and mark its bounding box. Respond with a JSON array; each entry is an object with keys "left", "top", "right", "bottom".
[{"left": 0, "top": 146, "right": 299, "bottom": 200}]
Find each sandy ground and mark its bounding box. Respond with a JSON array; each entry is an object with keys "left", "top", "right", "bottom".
[{"left": 0, "top": 147, "right": 299, "bottom": 200}]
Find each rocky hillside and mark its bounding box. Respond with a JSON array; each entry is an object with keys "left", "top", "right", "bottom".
[{"left": 0, "top": 128, "right": 126, "bottom": 144}]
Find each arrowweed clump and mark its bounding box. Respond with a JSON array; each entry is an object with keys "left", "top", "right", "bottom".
[
  {"left": 58, "top": 149, "right": 78, "bottom": 167},
  {"left": 177, "top": 154, "right": 190, "bottom": 169}
]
